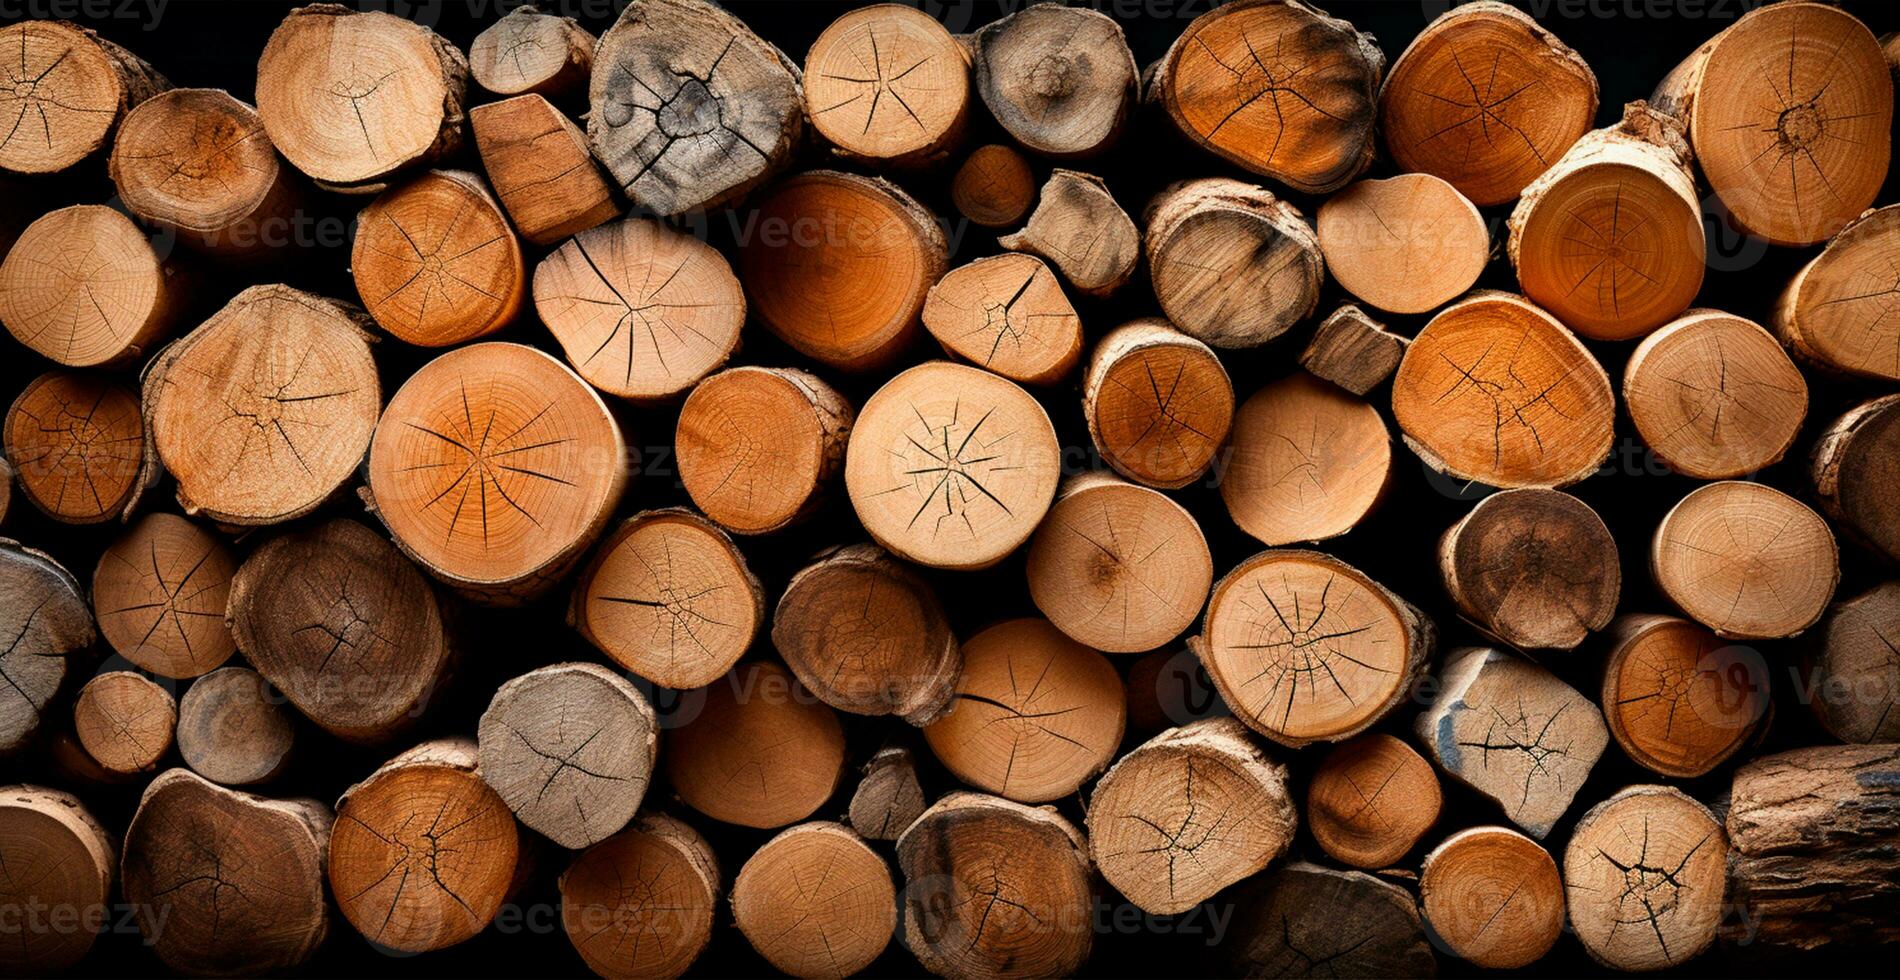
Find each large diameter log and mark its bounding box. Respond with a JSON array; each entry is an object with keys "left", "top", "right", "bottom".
[
  {"left": 1773, "top": 205, "right": 1900, "bottom": 381},
  {"left": 997, "top": 168, "right": 1138, "bottom": 297},
  {"left": 92, "top": 513, "right": 237, "bottom": 679},
  {"left": 921, "top": 253, "right": 1082, "bottom": 385},
  {"left": 1563, "top": 785, "right": 1726, "bottom": 971},
  {"left": 467, "top": 4, "right": 593, "bottom": 102},
  {"left": 0, "top": 20, "right": 168, "bottom": 176},
  {"left": 731, "top": 822, "right": 896, "bottom": 977},
  {"left": 470, "top": 94, "right": 617, "bottom": 247},
  {"left": 677, "top": 367, "right": 850, "bottom": 534},
  {"left": 560, "top": 812, "right": 719, "bottom": 978},
  {"left": 1220, "top": 371, "right": 1391, "bottom": 547},
  {"left": 973, "top": 4, "right": 1135, "bottom": 158},
  {"left": 662, "top": 662, "right": 845, "bottom": 829},
  {"left": 4, "top": 371, "right": 146, "bottom": 525},
  {"left": 1316, "top": 174, "right": 1488, "bottom": 315},
  {"left": 1438, "top": 488, "right": 1620, "bottom": 651},
  {"left": 849, "top": 743, "right": 926, "bottom": 841},
  {"left": 952, "top": 144, "right": 1035, "bottom": 228},
  {"left": 1420, "top": 826, "right": 1564, "bottom": 969},
  {"left": 0, "top": 540, "right": 93, "bottom": 754},
  {"left": 805, "top": 4, "right": 969, "bottom": 168},
  {"left": 1600, "top": 614, "right": 1768, "bottom": 778},
  {"left": 1299, "top": 305, "right": 1407, "bottom": 397},
  {"left": 1811, "top": 394, "right": 1900, "bottom": 563},
  {"left": 1224, "top": 861, "right": 1438, "bottom": 978},
  {"left": 0, "top": 205, "right": 185, "bottom": 368},
  {"left": 0, "top": 785, "right": 115, "bottom": 974},
  {"left": 72, "top": 670, "right": 175, "bottom": 776},
  {"left": 1082, "top": 319, "right": 1233, "bottom": 489},
  {"left": 1144, "top": 177, "right": 1321, "bottom": 349},
  {"left": 1624, "top": 310, "right": 1808, "bottom": 479},
  {"left": 176, "top": 666, "right": 295, "bottom": 786},
  {"left": 1804, "top": 582, "right": 1900, "bottom": 743},
  {"left": 351, "top": 170, "right": 524, "bottom": 347},
  {"left": 1307, "top": 733, "right": 1442, "bottom": 869},
  {"left": 1651, "top": 481, "right": 1837, "bottom": 640}
]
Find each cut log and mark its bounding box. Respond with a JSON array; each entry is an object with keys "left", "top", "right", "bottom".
[
  {"left": 1420, "top": 826, "right": 1564, "bottom": 969},
  {"left": 663, "top": 662, "right": 844, "bottom": 829},
  {"left": 677, "top": 367, "right": 851, "bottom": 535},
  {"left": 0, "top": 540, "right": 93, "bottom": 755},
  {"left": 997, "top": 168, "right": 1138, "bottom": 298},
  {"left": 176, "top": 666, "right": 295, "bottom": 786},
  {"left": 1299, "top": 304, "right": 1408, "bottom": 396},
  {"left": 1316, "top": 174, "right": 1487, "bottom": 315},
  {"left": 476, "top": 661, "right": 657, "bottom": 849},
  {"left": 1506, "top": 102, "right": 1703, "bottom": 341},
  {"left": 560, "top": 813, "right": 719, "bottom": 979},
  {"left": 1144, "top": 177, "right": 1321, "bottom": 348},
  {"left": 121, "top": 769, "right": 331, "bottom": 975},
  {"left": 1027, "top": 472, "right": 1212, "bottom": 654},
  {"left": 0, "top": 456, "right": 11, "bottom": 526},
  {"left": 570, "top": 508, "right": 764, "bottom": 690},
  {"left": 1653, "top": 1, "right": 1891, "bottom": 246},
  {"left": 1624, "top": 310, "right": 1808, "bottom": 479},
  {"left": 0, "top": 204, "right": 184, "bottom": 368},
  {"left": 1811, "top": 394, "right": 1900, "bottom": 563},
  {"left": 1224, "top": 862, "right": 1438, "bottom": 978},
  {"left": 1563, "top": 785, "right": 1726, "bottom": 971},
  {"left": 1307, "top": 732, "right": 1441, "bottom": 869},
  {"left": 848, "top": 743, "right": 927, "bottom": 841},
  {"left": 1651, "top": 481, "right": 1838, "bottom": 640},
  {"left": 91, "top": 513, "right": 237, "bottom": 679},
  {"left": 467, "top": 4, "right": 593, "bottom": 102},
  {"left": 144, "top": 284, "right": 381, "bottom": 525},
  {"left": 1085, "top": 717, "right": 1296, "bottom": 915},
  {"left": 805, "top": 4, "right": 969, "bottom": 168},
  {"left": 0, "top": 785, "right": 115, "bottom": 974},
  {"left": 972, "top": 4, "right": 1136, "bottom": 158},
  {"left": 1082, "top": 319, "right": 1233, "bottom": 489},
  {"left": 896, "top": 792, "right": 1094, "bottom": 979},
  {"left": 1379, "top": 1, "right": 1598, "bottom": 206},
  {"left": 73, "top": 670, "right": 174, "bottom": 775},
  {"left": 844, "top": 361, "right": 1060, "bottom": 570},
  {"left": 731, "top": 821, "right": 896, "bottom": 978},
  {"left": 4, "top": 370, "right": 146, "bottom": 525},
  {"left": 329, "top": 739, "right": 521, "bottom": 953},
  {"left": 1772, "top": 204, "right": 1900, "bottom": 381},
  {"left": 1804, "top": 582, "right": 1900, "bottom": 743},
  {"left": 921, "top": 253, "right": 1083, "bottom": 385},
  {"left": 589, "top": 0, "right": 802, "bottom": 215},
  {"left": 923, "top": 618, "right": 1124, "bottom": 803},
  {"left": 1600, "top": 614, "right": 1768, "bottom": 778},
  {"left": 771, "top": 542, "right": 959, "bottom": 723},
  {"left": 0, "top": 20, "right": 168, "bottom": 176},
  {"left": 226, "top": 518, "right": 453, "bottom": 744},
  {"left": 951, "top": 144, "right": 1035, "bottom": 228},
  {"left": 1417, "top": 647, "right": 1608, "bottom": 838},
  {"left": 1391, "top": 291, "right": 1615, "bottom": 489},
  {"left": 1220, "top": 371, "right": 1391, "bottom": 547},
  {"left": 1437, "top": 488, "right": 1620, "bottom": 651},
  {"left": 351, "top": 170, "right": 524, "bottom": 347},
  {"left": 469, "top": 94, "right": 618, "bottom": 247}
]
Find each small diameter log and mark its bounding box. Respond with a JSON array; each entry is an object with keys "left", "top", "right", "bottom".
[
  {"left": 1652, "top": 481, "right": 1838, "bottom": 640},
  {"left": 177, "top": 666, "right": 294, "bottom": 786},
  {"left": 1085, "top": 717, "right": 1296, "bottom": 915},
  {"left": 1563, "top": 785, "right": 1726, "bottom": 971},
  {"left": 896, "top": 792, "right": 1094, "bottom": 979},
  {"left": 92, "top": 513, "right": 236, "bottom": 679},
  {"left": 121, "top": 769, "right": 332, "bottom": 976},
  {"left": 1805, "top": 582, "right": 1900, "bottom": 743},
  {"left": 0, "top": 540, "right": 93, "bottom": 754},
  {"left": 1773, "top": 205, "right": 1900, "bottom": 381},
  {"left": 1600, "top": 614, "right": 1768, "bottom": 778},
  {"left": 1201, "top": 550, "right": 1431, "bottom": 748},
  {"left": 1625, "top": 310, "right": 1808, "bottom": 479},
  {"left": 589, "top": 0, "right": 802, "bottom": 215},
  {"left": 952, "top": 144, "right": 1035, "bottom": 228},
  {"left": 922, "top": 253, "right": 1082, "bottom": 385},
  {"left": 1026, "top": 472, "right": 1213, "bottom": 654},
  {"left": 256, "top": 4, "right": 467, "bottom": 192},
  {"left": 74, "top": 672, "right": 175, "bottom": 776},
  {"left": 477, "top": 662, "right": 658, "bottom": 849},
  {"left": 0, "top": 20, "right": 168, "bottom": 176},
  {"left": 1420, "top": 826, "right": 1565, "bottom": 969},
  {"left": 1307, "top": 732, "right": 1442, "bottom": 869},
  {"left": 1379, "top": 1, "right": 1598, "bottom": 206},
  {"left": 1812, "top": 394, "right": 1900, "bottom": 563},
  {"left": 1220, "top": 371, "right": 1391, "bottom": 547},
  {"left": 1143, "top": 177, "right": 1321, "bottom": 348},
  {"left": 1224, "top": 862, "right": 1438, "bottom": 978},
  {"left": 570, "top": 508, "right": 764, "bottom": 690},
  {"left": 1506, "top": 102, "right": 1704, "bottom": 340},
  {"left": 731, "top": 822, "right": 896, "bottom": 978},
  {"left": 997, "top": 169, "right": 1138, "bottom": 298},
  {"left": 145, "top": 284, "right": 381, "bottom": 525},
  {"left": 1438, "top": 488, "right": 1620, "bottom": 651},
  {"left": 352, "top": 170, "right": 524, "bottom": 347},
  {"left": 844, "top": 362, "right": 1060, "bottom": 570},
  {"left": 4, "top": 371, "right": 145, "bottom": 525},
  {"left": 771, "top": 543, "right": 958, "bottom": 724},
  {"left": 560, "top": 813, "right": 719, "bottom": 978},
  {"left": 924, "top": 618, "right": 1125, "bottom": 803},
  {"left": 0, "top": 205, "right": 184, "bottom": 368},
  {"left": 1317, "top": 174, "right": 1488, "bottom": 315},
  {"left": 469, "top": 94, "right": 618, "bottom": 247},
  {"left": 849, "top": 743, "right": 926, "bottom": 841},
  {"left": 1653, "top": 1, "right": 1890, "bottom": 246},
  {"left": 805, "top": 4, "right": 969, "bottom": 168},
  {"left": 972, "top": 4, "right": 1136, "bottom": 158},
  {"left": 1417, "top": 647, "right": 1609, "bottom": 838},
  {"left": 0, "top": 785, "right": 115, "bottom": 973},
  {"left": 1300, "top": 304, "right": 1408, "bottom": 396},
  {"left": 329, "top": 739, "right": 522, "bottom": 953},
  {"left": 1082, "top": 319, "right": 1233, "bottom": 489},
  {"left": 677, "top": 367, "right": 851, "bottom": 534},
  {"left": 1392, "top": 291, "right": 1615, "bottom": 489},
  {"left": 663, "top": 662, "right": 845, "bottom": 829},
  {"left": 467, "top": 4, "right": 593, "bottom": 102}
]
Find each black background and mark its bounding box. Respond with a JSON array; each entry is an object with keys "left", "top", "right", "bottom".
[{"left": 3, "top": 0, "right": 1898, "bottom": 977}]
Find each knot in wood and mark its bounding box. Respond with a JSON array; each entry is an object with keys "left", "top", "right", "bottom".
[
  {"left": 1024, "top": 52, "right": 1076, "bottom": 99},
  {"left": 657, "top": 76, "right": 723, "bottom": 138}
]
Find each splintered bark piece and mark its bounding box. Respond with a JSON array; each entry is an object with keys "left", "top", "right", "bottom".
[
  {"left": 1224, "top": 862, "right": 1438, "bottom": 978},
  {"left": 1392, "top": 291, "right": 1615, "bottom": 489},
  {"left": 805, "top": 4, "right": 969, "bottom": 167},
  {"left": 677, "top": 367, "right": 851, "bottom": 535},
  {"left": 1144, "top": 178, "right": 1321, "bottom": 349},
  {"left": 1082, "top": 319, "right": 1233, "bottom": 489},
  {"left": 329, "top": 739, "right": 521, "bottom": 953},
  {"left": 92, "top": 513, "right": 237, "bottom": 679},
  {"left": 0, "top": 785, "right": 114, "bottom": 973},
  {"left": 122, "top": 769, "right": 332, "bottom": 976},
  {"left": 1147, "top": 0, "right": 1383, "bottom": 194},
  {"left": 1027, "top": 473, "right": 1212, "bottom": 654},
  {"left": 732, "top": 822, "right": 896, "bottom": 978},
  {"left": 468, "top": 4, "right": 594, "bottom": 102},
  {"left": 0, "top": 205, "right": 184, "bottom": 367},
  {"left": 469, "top": 94, "right": 618, "bottom": 247},
  {"left": 73, "top": 670, "right": 174, "bottom": 775},
  {"left": 570, "top": 508, "right": 764, "bottom": 690},
  {"left": 1507, "top": 102, "right": 1703, "bottom": 340},
  {"left": 844, "top": 362, "right": 1060, "bottom": 570},
  {"left": 1438, "top": 488, "right": 1620, "bottom": 651},
  {"left": 1085, "top": 717, "right": 1296, "bottom": 916},
  {"left": 1600, "top": 614, "right": 1767, "bottom": 778},
  {"left": 972, "top": 4, "right": 1136, "bottom": 158},
  {"left": 560, "top": 813, "right": 719, "bottom": 979},
  {"left": 1201, "top": 550, "right": 1431, "bottom": 748},
  {"left": 1307, "top": 732, "right": 1441, "bottom": 869},
  {"left": 589, "top": 0, "right": 802, "bottom": 215},
  {"left": 772, "top": 543, "right": 958, "bottom": 724},
  {"left": 145, "top": 284, "right": 381, "bottom": 525},
  {"left": 0, "top": 20, "right": 168, "bottom": 176},
  {"left": 177, "top": 666, "right": 295, "bottom": 786},
  {"left": 1773, "top": 205, "right": 1900, "bottom": 381},
  {"left": 0, "top": 540, "right": 93, "bottom": 754},
  {"left": 1220, "top": 371, "right": 1391, "bottom": 547},
  {"left": 366, "top": 342, "right": 627, "bottom": 604},
  {"left": 663, "top": 662, "right": 845, "bottom": 829},
  {"left": 1316, "top": 174, "right": 1487, "bottom": 315},
  {"left": 923, "top": 618, "right": 1124, "bottom": 803},
  {"left": 896, "top": 793, "right": 1094, "bottom": 979},
  {"left": 849, "top": 744, "right": 927, "bottom": 840},
  {"left": 921, "top": 253, "right": 1083, "bottom": 385},
  {"left": 1805, "top": 582, "right": 1900, "bottom": 743},
  {"left": 1416, "top": 647, "right": 1608, "bottom": 838},
  {"left": 1420, "top": 826, "right": 1564, "bottom": 969},
  {"left": 1379, "top": 1, "right": 1598, "bottom": 206},
  {"left": 952, "top": 144, "right": 1035, "bottom": 228},
  {"left": 1299, "top": 304, "right": 1407, "bottom": 396},
  {"left": 1811, "top": 394, "right": 1900, "bottom": 563},
  {"left": 1652, "top": 481, "right": 1837, "bottom": 640},
  {"left": 1563, "top": 785, "right": 1726, "bottom": 971},
  {"left": 1624, "top": 310, "right": 1808, "bottom": 479},
  {"left": 997, "top": 169, "right": 1138, "bottom": 298},
  {"left": 4, "top": 371, "right": 145, "bottom": 525},
  {"left": 227, "top": 519, "right": 453, "bottom": 744},
  {"left": 1653, "top": 2, "right": 1890, "bottom": 246},
  {"left": 477, "top": 662, "right": 657, "bottom": 850},
  {"left": 352, "top": 170, "right": 524, "bottom": 347}
]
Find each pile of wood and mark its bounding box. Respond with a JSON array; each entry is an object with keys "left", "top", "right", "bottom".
[{"left": 0, "top": 1, "right": 1897, "bottom": 977}]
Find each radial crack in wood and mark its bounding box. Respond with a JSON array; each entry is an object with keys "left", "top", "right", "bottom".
[
  {"left": 1083, "top": 319, "right": 1233, "bottom": 489},
  {"left": 1562, "top": 784, "right": 1726, "bottom": 971}
]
